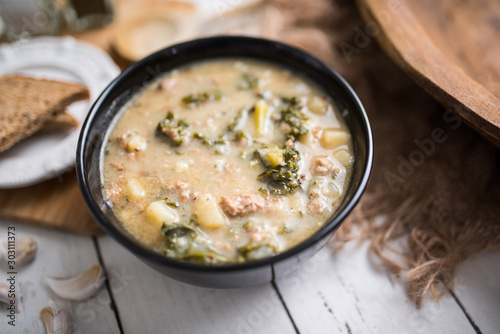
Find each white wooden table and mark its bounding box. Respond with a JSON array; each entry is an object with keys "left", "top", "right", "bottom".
[
  {"left": 1, "top": 0, "right": 498, "bottom": 332},
  {"left": 0, "top": 219, "right": 498, "bottom": 334}
]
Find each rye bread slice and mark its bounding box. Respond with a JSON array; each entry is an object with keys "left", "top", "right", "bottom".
[
  {"left": 0, "top": 74, "right": 90, "bottom": 153},
  {"left": 40, "top": 111, "right": 79, "bottom": 132}
]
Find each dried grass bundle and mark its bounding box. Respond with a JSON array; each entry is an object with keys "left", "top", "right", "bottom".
[{"left": 263, "top": 0, "right": 500, "bottom": 307}]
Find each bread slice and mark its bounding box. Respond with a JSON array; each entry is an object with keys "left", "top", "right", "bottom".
[
  {"left": 40, "top": 111, "right": 79, "bottom": 132},
  {"left": 0, "top": 75, "right": 90, "bottom": 153}
]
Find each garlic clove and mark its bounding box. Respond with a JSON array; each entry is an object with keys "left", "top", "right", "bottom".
[
  {"left": 40, "top": 300, "right": 71, "bottom": 334},
  {"left": 45, "top": 264, "right": 105, "bottom": 301},
  {"left": 0, "top": 283, "right": 14, "bottom": 305},
  {"left": 0, "top": 237, "right": 37, "bottom": 266}
]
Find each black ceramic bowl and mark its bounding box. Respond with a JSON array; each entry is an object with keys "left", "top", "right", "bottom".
[{"left": 76, "top": 36, "right": 373, "bottom": 288}]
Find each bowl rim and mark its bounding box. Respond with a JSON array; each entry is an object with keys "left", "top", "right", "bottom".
[{"left": 76, "top": 35, "right": 373, "bottom": 273}]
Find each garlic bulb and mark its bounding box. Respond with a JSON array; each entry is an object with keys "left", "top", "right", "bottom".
[
  {"left": 40, "top": 300, "right": 71, "bottom": 334},
  {"left": 45, "top": 264, "right": 105, "bottom": 301},
  {"left": 0, "top": 237, "right": 37, "bottom": 266}
]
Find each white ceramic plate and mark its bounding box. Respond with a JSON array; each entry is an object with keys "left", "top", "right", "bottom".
[{"left": 0, "top": 37, "right": 120, "bottom": 188}]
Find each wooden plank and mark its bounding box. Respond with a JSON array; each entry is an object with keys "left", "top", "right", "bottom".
[
  {"left": 97, "top": 235, "right": 297, "bottom": 334},
  {"left": 453, "top": 249, "right": 500, "bottom": 334},
  {"left": 0, "top": 171, "right": 101, "bottom": 236},
  {"left": 275, "top": 240, "right": 479, "bottom": 334},
  {"left": 0, "top": 220, "right": 120, "bottom": 333}
]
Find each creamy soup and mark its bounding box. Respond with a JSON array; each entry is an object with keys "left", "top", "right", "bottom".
[{"left": 101, "top": 59, "right": 354, "bottom": 264}]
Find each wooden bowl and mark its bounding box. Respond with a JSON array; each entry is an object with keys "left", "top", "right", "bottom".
[{"left": 357, "top": 0, "right": 500, "bottom": 147}]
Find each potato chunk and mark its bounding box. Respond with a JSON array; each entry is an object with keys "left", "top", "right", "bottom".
[
  {"left": 126, "top": 179, "right": 146, "bottom": 200},
  {"left": 307, "top": 96, "right": 328, "bottom": 115},
  {"left": 145, "top": 201, "right": 180, "bottom": 229},
  {"left": 267, "top": 146, "right": 283, "bottom": 167},
  {"left": 126, "top": 133, "right": 147, "bottom": 152},
  {"left": 320, "top": 128, "right": 350, "bottom": 149},
  {"left": 299, "top": 131, "right": 314, "bottom": 148},
  {"left": 194, "top": 194, "right": 227, "bottom": 230},
  {"left": 333, "top": 149, "right": 354, "bottom": 168},
  {"left": 118, "top": 131, "right": 147, "bottom": 152}
]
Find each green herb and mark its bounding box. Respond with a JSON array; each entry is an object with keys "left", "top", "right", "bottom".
[
  {"left": 160, "top": 224, "right": 197, "bottom": 238},
  {"left": 242, "top": 221, "right": 254, "bottom": 231},
  {"left": 227, "top": 108, "right": 251, "bottom": 143},
  {"left": 228, "top": 108, "right": 246, "bottom": 132},
  {"left": 162, "top": 197, "right": 179, "bottom": 208},
  {"left": 281, "top": 96, "right": 301, "bottom": 105},
  {"left": 235, "top": 131, "right": 247, "bottom": 142},
  {"left": 182, "top": 91, "right": 222, "bottom": 107},
  {"left": 258, "top": 187, "right": 270, "bottom": 195},
  {"left": 279, "top": 96, "right": 309, "bottom": 139},
  {"left": 193, "top": 132, "right": 229, "bottom": 147},
  {"left": 238, "top": 242, "right": 278, "bottom": 261},
  {"left": 189, "top": 217, "right": 199, "bottom": 226},
  {"left": 193, "top": 132, "right": 210, "bottom": 145},
  {"left": 157, "top": 111, "right": 189, "bottom": 146},
  {"left": 238, "top": 73, "right": 260, "bottom": 90},
  {"left": 161, "top": 223, "right": 199, "bottom": 260},
  {"left": 177, "top": 119, "right": 190, "bottom": 128},
  {"left": 258, "top": 147, "right": 301, "bottom": 195},
  {"left": 161, "top": 224, "right": 232, "bottom": 265},
  {"left": 160, "top": 223, "right": 198, "bottom": 252}
]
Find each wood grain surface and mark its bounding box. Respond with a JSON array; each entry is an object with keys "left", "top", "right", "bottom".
[
  {"left": 0, "top": 223, "right": 120, "bottom": 332},
  {"left": 357, "top": 0, "right": 500, "bottom": 147},
  {"left": 2, "top": 218, "right": 498, "bottom": 333},
  {"left": 0, "top": 171, "right": 101, "bottom": 235}
]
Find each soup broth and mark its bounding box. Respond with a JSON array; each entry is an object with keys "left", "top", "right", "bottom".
[{"left": 101, "top": 59, "right": 354, "bottom": 264}]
